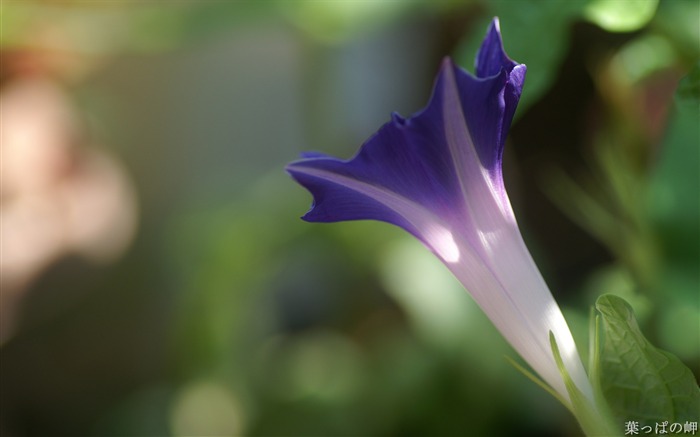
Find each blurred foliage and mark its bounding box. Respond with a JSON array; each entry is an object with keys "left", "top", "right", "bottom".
[
  {"left": 648, "top": 63, "right": 700, "bottom": 360},
  {"left": 583, "top": 0, "right": 658, "bottom": 32},
  {"left": 1, "top": 1, "right": 698, "bottom": 436},
  {"left": 2, "top": 1, "right": 276, "bottom": 53}
]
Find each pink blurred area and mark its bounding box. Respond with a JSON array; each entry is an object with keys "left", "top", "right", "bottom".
[{"left": 1, "top": 62, "right": 138, "bottom": 343}]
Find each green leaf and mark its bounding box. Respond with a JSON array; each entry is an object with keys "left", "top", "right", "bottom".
[{"left": 595, "top": 294, "right": 700, "bottom": 427}]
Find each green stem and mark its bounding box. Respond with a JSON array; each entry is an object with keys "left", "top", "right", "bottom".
[{"left": 549, "top": 332, "right": 620, "bottom": 437}]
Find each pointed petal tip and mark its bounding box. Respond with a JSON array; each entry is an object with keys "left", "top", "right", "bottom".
[
  {"left": 285, "top": 160, "right": 304, "bottom": 176},
  {"left": 390, "top": 111, "right": 406, "bottom": 126},
  {"left": 483, "top": 17, "right": 503, "bottom": 49},
  {"left": 285, "top": 152, "right": 337, "bottom": 178},
  {"left": 476, "top": 16, "right": 520, "bottom": 79},
  {"left": 284, "top": 162, "right": 295, "bottom": 175},
  {"left": 440, "top": 57, "right": 464, "bottom": 77},
  {"left": 299, "top": 202, "right": 325, "bottom": 223},
  {"left": 284, "top": 166, "right": 322, "bottom": 223},
  {"left": 488, "top": 17, "right": 501, "bottom": 34},
  {"left": 285, "top": 161, "right": 314, "bottom": 186}
]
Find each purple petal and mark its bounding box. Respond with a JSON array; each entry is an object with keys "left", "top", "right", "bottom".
[
  {"left": 473, "top": 18, "right": 527, "bottom": 177},
  {"left": 288, "top": 52, "right": 525, "bottom": 222},
  {"left": 285, "top": 17, "right": 593, "bottom": 404},
  {"left": 287, "top": 18, "right": 526, "bottom": 235},
  {"left": 475, "top": 18, "right": 519, "bottom": 79}
]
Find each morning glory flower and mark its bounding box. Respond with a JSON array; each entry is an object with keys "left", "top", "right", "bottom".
[{"left": 286, "top": 18, "right": 593, "bottom": 405}]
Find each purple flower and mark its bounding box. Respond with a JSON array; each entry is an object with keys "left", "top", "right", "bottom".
[{"left": 286, "top": 18, "right": 592, "bottom": 404}]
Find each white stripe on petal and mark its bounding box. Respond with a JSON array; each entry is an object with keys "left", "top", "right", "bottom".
[
  {"left": 292, "top": 165, "right": 484, "bottom": 270},
  {"left": 438, "top": 63, "right": 593, "bottom": 404},
  {"left": 423, "top": 223, "right": 460, "bottom": 263},
  {"left": 441, "top": 65, "right": 515, "bottom": 226},
  {"left": 290, "top": 50, "right": 593, "bottom": 407}
]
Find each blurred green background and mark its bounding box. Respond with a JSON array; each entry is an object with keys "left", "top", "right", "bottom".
[{"left": 1, "top": 1, "right": 698, "bottom": 436}]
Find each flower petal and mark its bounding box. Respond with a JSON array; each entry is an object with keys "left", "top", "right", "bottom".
[
  {"left": 475, "top": 18, "right": 518, "bottom": 78},
  {"left": 288, "top": 55, "right": 521, "bottom": 222},
  {"left": 286, "top": 17, "right": 592, "bottom": 405}
]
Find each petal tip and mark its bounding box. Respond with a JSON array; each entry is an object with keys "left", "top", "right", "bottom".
[
  {"left": 299, "top": 212, "right": 314, "bottom": 222},
  {"left": 440, "top": 56, "right": 453, "bottom": 67},
  {"left": 390, "top": 111, "right": 407, "bottom": 126},
  {"left": 476, "top": 16, "right": 518, "bottom": 78},
  {"left": 488, "top": 16, "right": 501, "bottom": 35},
  {"left": 284, "top": 162, "right": 296, "bottom": 175}
]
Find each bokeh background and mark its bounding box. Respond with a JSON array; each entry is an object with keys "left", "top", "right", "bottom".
[{"left": 1, "top": 1, "right": 698, "bottom": 436}]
